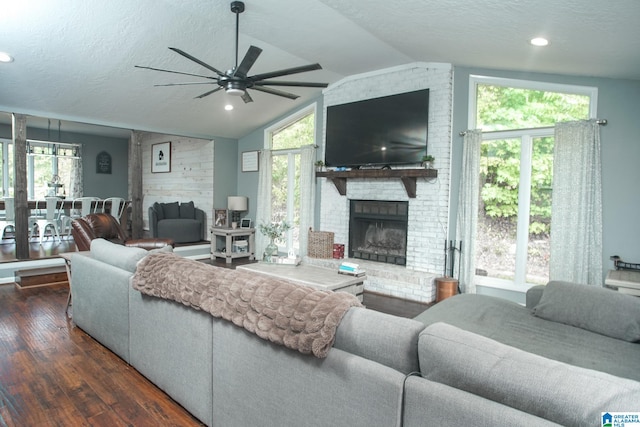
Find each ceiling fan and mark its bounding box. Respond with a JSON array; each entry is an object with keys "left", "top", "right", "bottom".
[{"left": 135, "top": 1, "right": 328, "bottom": 103}]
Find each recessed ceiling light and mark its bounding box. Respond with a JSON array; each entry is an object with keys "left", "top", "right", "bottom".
[
  {"left": 224, "top": 104, "right": 234, "bottom": 111},
  {"left": 0, "top": 52, "right": 14, "bottom": 63},
  {"left": 530, "top": 37, "right": 549, "bottom": 47}
]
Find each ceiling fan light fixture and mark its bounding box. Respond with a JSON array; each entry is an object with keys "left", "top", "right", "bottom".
[{"left": 226, "top": 87, "right": 245, "bottom": 96}]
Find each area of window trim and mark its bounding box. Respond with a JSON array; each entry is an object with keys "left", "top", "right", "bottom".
[
  {"left": 468, "top": 75, "right": 598, "bottom": 290},
  {"left": 263, "top": 103, "right": 317, "bottom": 149},
  {"left": 0, "top": 138, "right": 82, "bottom": 198},
  {"left": 468, "top": 75, "right": 599, "bottom": 130},
  {"left": 263, "top": 103, "right": 317, "bottom": 253}
]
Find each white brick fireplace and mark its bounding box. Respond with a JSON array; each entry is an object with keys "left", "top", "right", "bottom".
[{"left": 310, "top": 63, "right": 453, "bottom": 303}]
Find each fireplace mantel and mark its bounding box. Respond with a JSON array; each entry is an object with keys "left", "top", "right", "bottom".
[{"left": 316, "top": 168, "right": 437, "bottom": 198}]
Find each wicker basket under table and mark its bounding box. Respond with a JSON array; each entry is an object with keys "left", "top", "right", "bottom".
[{"left": 308, "top": 229, "right": 335, "bottom": 259}]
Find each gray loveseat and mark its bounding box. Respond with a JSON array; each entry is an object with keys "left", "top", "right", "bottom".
[
  {"left": 71, "top": 240, "right": 640, "bottom": 427},
  {"left": 148, "top": 201, "right": 205, "bottom": 243}
]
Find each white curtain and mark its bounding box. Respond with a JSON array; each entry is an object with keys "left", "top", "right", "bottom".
[
  {"left": 455, "top": 130, "right": 482, "bottom": 294},
  {"left": 68, "top": 157, "right": 83, "bottom": 199},
  {"left": 298, "top": 145, "right": 316, "bottom": 257},
  {"left": 255, "top": 149, "right": 273, "bottom": 259},
  {"left": 549, "top": 120, "right": 603, "bottom": 285}
]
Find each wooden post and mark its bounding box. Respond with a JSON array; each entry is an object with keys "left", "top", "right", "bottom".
[
  {"left": 129, "top": 131, "right": 143, "bottom": 239},
  {"left": 12, "top": 114, "right": 30, "bottom": 259}
]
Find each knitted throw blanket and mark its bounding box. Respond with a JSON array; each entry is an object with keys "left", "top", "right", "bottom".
[{"left": 131, "top": 253, "right": 362, "bottom": 358}]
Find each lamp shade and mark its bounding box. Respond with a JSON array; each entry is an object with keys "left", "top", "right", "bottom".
[{"left": 227, "top": 196, "right": 248, "bottom": 211}]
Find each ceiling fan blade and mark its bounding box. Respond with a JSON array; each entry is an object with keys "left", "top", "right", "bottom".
[
  {"left": 241, "top": 91, "right": 254, "bottom": 103},
  {"left": 251, "top": 86, "right": 299, "bottom": 100},
  {"left": 154, "top": 82, "right": 219, "bottom": 87},
  {"left": 250, "top": 63, "right": 322, "bottom": 82},
  {"left": 234, "top": 46, "right": 262, "bottom": 78},
  {"left": 169, "top": 47, "right": 225, "bottom": 77},
  {"left": 254, "top": 80, "right": 328, "bottom": 88},
  {"left": 195, "top": 86, "right": 224, "bottom": 99},
  {"left": 134, "top": 65, "right": 216, "bottom": 80}
]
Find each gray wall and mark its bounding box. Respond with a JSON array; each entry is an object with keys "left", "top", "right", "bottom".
[
  {"left": 0, "top": 122, "right": 129, "bottom": 198},
  {"left": 450, "top": 67, "right": 640, "bottom": 281},
  {"left": 213, "top": 137, "right": 239, "bottom": 210}
]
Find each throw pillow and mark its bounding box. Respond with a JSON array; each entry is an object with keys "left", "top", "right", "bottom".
[
  {"left": 162, "top": 201, "right": 180, "bottom": 219},
  {"left": 532, "top": 280, "right": 640, "bottom": 342},
  {"left": 153, "top": 202, "right": 164, "bottom": 220},
  {"left": 179, "top": 201, "right": 195, "bottom": 219}
]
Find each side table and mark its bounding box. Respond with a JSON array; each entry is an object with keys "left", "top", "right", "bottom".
[
  {"left": 210, "top": 227, "right": 255, "bottom": 264},
  {"left": 59, "top": 252, "right": 74, "bottom": 316}
]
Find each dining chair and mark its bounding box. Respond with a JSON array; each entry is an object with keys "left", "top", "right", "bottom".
[
  {"left": 101, "top": 197, "right": 126, "bottom": 223},
  {"left": 0, "top": 197, "right": 16, "bottom": 240},
  {"left": 32, "top": 197, "right": 64, "bottom": 244},
  {"left": 77, "top": 196, "right": 101, "bottom": 217},
  {"left": 60, "top": 197, "right": 99, "bottom": 237}
]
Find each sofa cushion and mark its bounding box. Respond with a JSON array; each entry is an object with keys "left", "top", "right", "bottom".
[
  {"left": 532, "top": 280, "right": 640, "bottom": 342},
  {"left": 157, "top": 219, "right": 202, "bottom": 243},
  {"left": 418, "top": 322, "right": 640, "bottom": 427},
  {"left": 153, "top": 202, "right": 164, "bottom": 220},
  {"left": 179, "top": 201, "right": 195, "bottom": 219},
  {"left": 90, "top": 238, "right": 148, "bottom": 273},
  {"left": 162, "top": 202, "right": 180, "bottom": 219}
]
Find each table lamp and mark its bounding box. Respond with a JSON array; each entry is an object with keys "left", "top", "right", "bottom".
[{"left": 227, "top": 196, "right": 248, "bottom": 228}]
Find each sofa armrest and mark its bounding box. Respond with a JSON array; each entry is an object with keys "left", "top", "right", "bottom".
[
  {"left": 526, "top": 285, "right": 545, "bottom": 309},
  {"left": 71, "top": 217, "right": 97, "bottom": 252},
  {"left": 125, "top": 238, "right": 174, "bottom": 250},
  {"left": 195, "top": 208, "right": 206, "bottom": 240},
  {"left": 148, "top": 206, "right": 159, "bottom": 237}
]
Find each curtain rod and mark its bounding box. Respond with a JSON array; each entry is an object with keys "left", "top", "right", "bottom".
[{"left": 459, "top": 119, "right": 607, "bottom": 136}]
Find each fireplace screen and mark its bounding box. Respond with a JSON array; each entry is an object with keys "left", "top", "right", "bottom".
[{"left": 349, "top": 200, "right": 408, "bottom": 265}]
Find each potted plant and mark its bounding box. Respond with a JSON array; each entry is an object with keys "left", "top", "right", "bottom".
[
  {"left": 258, "top": 220, "right": 291, "bottom": 262},
  {"left": 421, "top": 154, "right": 435, "bottom": 169},
  {"left": 314, "top": 160, "right": 325, "bottom": 172}
]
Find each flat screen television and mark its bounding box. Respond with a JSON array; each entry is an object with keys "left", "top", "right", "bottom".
[{"left": 324, "top": 89, "right": 429, "bottom": 168}]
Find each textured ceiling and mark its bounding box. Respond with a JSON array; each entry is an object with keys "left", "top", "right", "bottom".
[{"left": 0, "top": 0, "right": 638, "bottom": 140}]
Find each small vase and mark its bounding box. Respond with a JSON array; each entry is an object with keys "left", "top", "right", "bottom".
[{"left": 264, "top": 240, "right": 278, "bottom": 262}]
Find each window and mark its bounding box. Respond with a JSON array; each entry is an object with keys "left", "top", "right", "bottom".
[
  {"left": 265, "top": 106, "right": 316, "bottom": 253},
  {"left": 470, "top": 76, "right": 596, "bottom": 287},
  {"left": 0, "top": 139, "right": 80, "bottom": 199}
]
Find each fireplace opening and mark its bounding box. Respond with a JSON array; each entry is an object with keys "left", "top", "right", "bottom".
[{"left": 349, "top": 200, "right": 408, "bottom": 265}]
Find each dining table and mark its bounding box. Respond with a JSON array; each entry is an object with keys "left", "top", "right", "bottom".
[{"left": 0, "top": 199, "right": 131, "bottom": 224}]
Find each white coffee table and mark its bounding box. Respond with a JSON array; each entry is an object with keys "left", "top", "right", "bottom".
[{"left": 237, "top": 263, "right": 364, "bottom": 301}]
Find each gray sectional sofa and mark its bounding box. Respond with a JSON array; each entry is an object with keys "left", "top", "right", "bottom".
[{"left": 71, "top": 239, "right": 640, "bottom": 427}]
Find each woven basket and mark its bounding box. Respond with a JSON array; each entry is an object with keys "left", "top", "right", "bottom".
[{"left": 308, "top": 229, "right": 335, "bottom": 258}]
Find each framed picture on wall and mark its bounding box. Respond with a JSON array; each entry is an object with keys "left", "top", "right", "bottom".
[
  {"left": 96, "top": 151, "right": 112, "bottom": 174},
  {"left": 151, "top": 141, "right": 171, "bottom": 173},
  {"left": 242, "top": 150, "right": 259, "bottom": 172},
  {"left": 214, "top": 209, "right": 228, "bottom": 228}
]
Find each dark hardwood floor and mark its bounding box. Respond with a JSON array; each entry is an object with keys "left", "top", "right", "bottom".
[
  {"left": 363, "top": 291, "right": 431, "bottom": 318},
  {"left": 0, "top": 237, "right": 77, "bottom": 263},
  {"left": 0, "top": 282, "right": 204, "bottom": 426}
]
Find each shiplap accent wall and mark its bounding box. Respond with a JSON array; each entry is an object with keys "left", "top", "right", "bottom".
[
  {"left": 138, "top": 132, "right": 214, "bottom": 234},
  {"left": 314, "top": 62, "right": 454, "bottom": 303}
]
